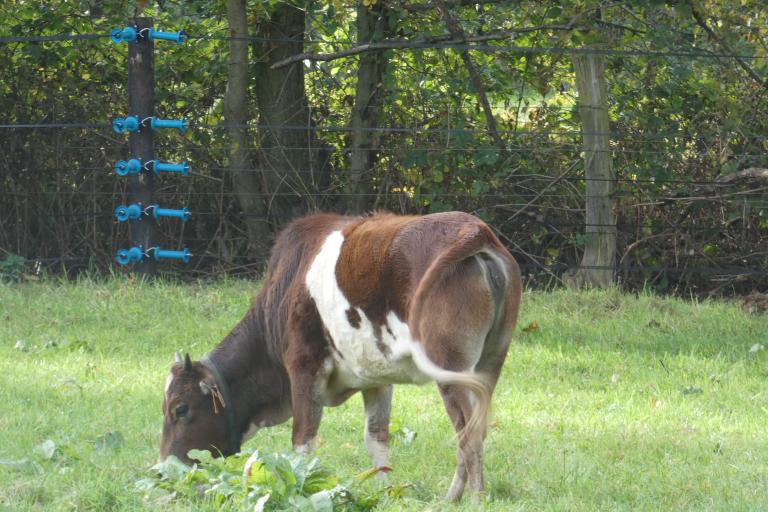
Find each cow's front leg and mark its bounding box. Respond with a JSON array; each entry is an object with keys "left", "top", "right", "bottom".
[
  {"left": 284, "top": 298, "right": 333, "bottom": 454},
  {"left": 362, "top": 385, "right": 392, "bottom": 473},
  {"left": 286, "top": 360, "right": 328, "bottom": 454}
]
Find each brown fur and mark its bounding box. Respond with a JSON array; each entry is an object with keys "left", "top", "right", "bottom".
[
  {"left": 159, "top": 211, "right": 522, "bottom": 501},
  {"left": 336, "top": 213, "right": 417, "bottom": 322}
]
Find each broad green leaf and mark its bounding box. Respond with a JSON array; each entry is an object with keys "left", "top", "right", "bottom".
[
  {"left": 187, "top": 448, "right": 214, "bottom": 464},
  {"left": 245, "top": 460, "right": 278, "bottom": 487},
  {"left": 151, "top": 455, "right": 191, "bottom": 481},
  {"left": 309, "top": 490, "right": 334, "bottom": 512}
]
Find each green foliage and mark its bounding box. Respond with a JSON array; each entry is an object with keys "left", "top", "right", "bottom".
[
  {"left": 136, "top": 449, "right": 398, "bottom": 511},
  {"left": 1, "top": 1, "right": 767, "bottom": 288}
]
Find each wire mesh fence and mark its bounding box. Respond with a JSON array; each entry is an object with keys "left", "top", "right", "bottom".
[{"left": 1, "top": 20, "right": 767, "bottom": 294}]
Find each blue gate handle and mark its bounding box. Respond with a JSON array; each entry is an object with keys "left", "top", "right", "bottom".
[
  {"left": 115, "top": 159, "right": 142, "bottom": 176},
  {"left": 114, "top": 204, "right": 142, "bottom": 222},
  {"left": 152, "top": 160, "right": 190, "bottom": 176},
  {"left": 151, "top": 206, "right": 191, "bottom": 222},
  {"left": 153, "top": 247, "right": 190, "bottom": 263},
  {"left": 116, "top": 247, "right": 144, "bottom": 265},
  {"left": 150, "top": 117, "right": 188, "bottom": 133},
  {"left": 110, "top": 27, "right": 138, "bottom": 44},
  {"left": 112, "top": 116, "right": 140, "bottom": 133},
  {"left": 147, "top": 28, "right": 187, "bottom": 44}
]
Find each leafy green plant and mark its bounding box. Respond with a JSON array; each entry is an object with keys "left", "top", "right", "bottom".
[{"left": 135, "top": 449, "right": 404, "bottom": 511}]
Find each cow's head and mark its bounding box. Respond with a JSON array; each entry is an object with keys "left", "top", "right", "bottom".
[{"left": 159, "top": 353, "right": 233, "bottom": 463}]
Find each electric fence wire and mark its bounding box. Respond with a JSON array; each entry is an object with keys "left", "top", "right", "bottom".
[{"left": 2, "top": 31, "right": 766, "bottom": 61}]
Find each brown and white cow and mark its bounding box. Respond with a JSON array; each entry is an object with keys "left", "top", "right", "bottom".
[{"left": 160, "top": 211, "right": 522, "bottom": 500}]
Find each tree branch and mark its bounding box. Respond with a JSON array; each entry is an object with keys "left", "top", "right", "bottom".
[
  {"left": 395, "top": 0, "right": 508, "bottom": 13},
  {"left": 433, "top": 0, "right": 506, "bottom": 154},
  {"left": 687, "top": 0, "right": 767, "bottom": 89},
  {"left": 270, "top": 24, "right": 576, "bottom": 69},
  {"left": 715, "top": 167, "right": 768, "bottom": 183}
]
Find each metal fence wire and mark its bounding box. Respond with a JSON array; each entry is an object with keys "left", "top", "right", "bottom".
[{"left": 1, "top": 27, "right": 766, "bottom": 294}]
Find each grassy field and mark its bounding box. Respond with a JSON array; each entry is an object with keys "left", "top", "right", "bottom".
[{"left": 1, "top": 278, "right": 767, "bottom": 511}]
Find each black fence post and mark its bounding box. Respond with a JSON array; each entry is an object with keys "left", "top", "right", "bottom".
[{"left": 128, "top": 17, "right": 156, "bottom": 276}]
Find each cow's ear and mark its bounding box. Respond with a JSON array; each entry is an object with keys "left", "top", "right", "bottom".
[
  {"left": 183, "top": 353, "right": 192, "bottom": 372},
  {"left": 174, "top": 352, "right": 182, "bottom": 364},
  {"left": 199, "top": 380, "right": 213, "bottom": 395},
  {"left": 200, "top": 380, "right": 227, "bottom": 412}
]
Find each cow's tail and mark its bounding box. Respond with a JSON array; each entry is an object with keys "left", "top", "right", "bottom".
[{"left": 406, "top": 224, "right": 509, "bottom": 444}]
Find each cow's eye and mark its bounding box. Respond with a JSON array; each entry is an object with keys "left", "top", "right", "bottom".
[{"left": 175, "top": 404, "right": 189, "bottom": 418}]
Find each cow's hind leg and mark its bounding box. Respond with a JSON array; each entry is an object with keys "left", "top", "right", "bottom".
[
  {"left": 442, "top": 311, "right": 515, "bottom": 501},
  {"left": 438, "top": 343, "right": 509, "bottom": 502},
  {"left": 362, "top": 385, "right": 392, "bottom": 475},
  {"left": 438, "top": 383, "right": 479, "bottom": 501},
  {"left": 415, "top": 256, "right": 509, "bottom": 500}
]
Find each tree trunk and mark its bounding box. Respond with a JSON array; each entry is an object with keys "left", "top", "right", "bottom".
[
  {"left": 225, "top": 0, "right": 270, "bottom": 263},
  {"left": 345, "top": 1, "right": 389, "bottom": 213},
  {"left": 252, "top": 3, "right": 329, "bottom": 224},
  {"left": 569, "top": 49, "right": 616, "bottom": 288}
]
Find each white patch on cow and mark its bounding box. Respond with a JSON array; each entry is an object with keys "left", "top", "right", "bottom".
[
  {"left": 383, "top": 311, "right": 418, "bottom": 360},
  {"left": 164, "top": 372, "right": 173, "bottom": 395},
  {"left": 305, "top": 231, "right": 428, "bottom": 393},
  {"left": 306, "top": 230, "right": 489, "bottom": 406}
]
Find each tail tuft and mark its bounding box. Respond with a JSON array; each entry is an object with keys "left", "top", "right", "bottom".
[{"left": 409, "top": 343, "right": 490, "bottom": 443}]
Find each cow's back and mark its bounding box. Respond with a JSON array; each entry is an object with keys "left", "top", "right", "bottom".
[{"left": 336, "top": 212, "right": 509, "bottom": 324}]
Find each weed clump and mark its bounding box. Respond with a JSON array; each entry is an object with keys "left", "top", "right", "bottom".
[{"left": 136, "top": 448, "right": 405, "bottom": 511}]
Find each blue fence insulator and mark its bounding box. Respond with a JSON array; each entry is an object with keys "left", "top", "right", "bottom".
[
  {"left": 147, "top": 28, "right": 187, "bottom": 44},
  {"left": 115, "top": 159, "right": 142, "bottom": 176},
  {"left": 110, "top": 27, "right": 138, "bottom": 44},
  {"left": 116, "top": 247, "right": 144, "bottom": 265},
  {"left": 151, "top": 206, "right": 191, "bottom": 222},
  {"left": 152, "top": 160, "right": 190, "bottom": 176},
  {"left": 150, "top": 117, "right": 188, "bottom": 133},
  {"left": 112, "top": 116, "right": 140, "bottom": 134},
  {"left": 153, "top": 247, "right": 191, "bottom": 263},
  {"left": 114, "top": 204, "right": 142, "bottom": 222}
]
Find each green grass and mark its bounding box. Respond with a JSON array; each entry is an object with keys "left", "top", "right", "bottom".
[{"left": 1, "top": 278, "right": 767, "bottom": 511}]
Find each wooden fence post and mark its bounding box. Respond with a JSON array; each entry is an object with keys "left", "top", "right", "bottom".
[
  {"left": 128, "top": 17, "right": 156, "bottom": 276},
  {"left": 569, "top": 48, "right": 616, "bottom": 288}
]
